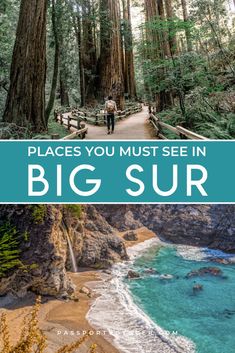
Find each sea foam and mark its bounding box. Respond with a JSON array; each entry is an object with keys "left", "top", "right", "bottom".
[
  {"left": 87, "top": 238, "right": 195, "bottom": 353},
  {"left": 176, "top": 244, "right": 235, "bottom": 262},
  {"left": 176, "top": 245, "right": 207, "bottom": 262}
]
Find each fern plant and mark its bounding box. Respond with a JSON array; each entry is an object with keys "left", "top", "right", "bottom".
[{"left": 0, "top": 223, "right": 21, "bottom": 277}]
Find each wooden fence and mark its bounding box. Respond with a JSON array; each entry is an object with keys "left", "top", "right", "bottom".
[
  {"left": 60, "top": 123, "right": 88, "bottom": 140},
  {"left": 54, "top": 112, "right": 88, "bottom": 140},
  {"left": 149, "top": 112, "right": 208, "bottom": 140},
  {"left": 92, "top": 104, "right": 142, "bottom": 125},
  {"left": 54, "top": 103, "right": 142, "bottom": 128}
]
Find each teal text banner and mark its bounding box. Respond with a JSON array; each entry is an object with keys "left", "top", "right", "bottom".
[{"left": 0, "top": 140, "right": 234, "bottom": 203}]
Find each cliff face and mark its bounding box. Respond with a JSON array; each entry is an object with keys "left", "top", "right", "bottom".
[
  {"left": 68, "top": 205, "right": 128, "bottom": 269},
  {"left": 0, "top": 205, "right": 127, "bottom": 298},
  {"left": 96, "top": 205, "right": 235, "bottom": 252},
  {"left": 0, "top": 204, "right": 234, "bottom": 298}
]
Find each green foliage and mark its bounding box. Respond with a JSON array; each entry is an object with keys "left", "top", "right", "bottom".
[
  {"left": 136, "top": 0, "right": 235, "bottom": 139},
  {"left": 47, "top": 117, "right": 69, "bottom": 138},
  {"left": 23, "top": 231, "right": 30, "bottom": 242},
  {"left": 29, "top": 263, "right": 39, "bottom": 270},
  {"left": 158, "top": 91, "right": 233, "bottom": 139},
  {"left": 0, "top": 222, "right": 21, "bottom": 277},
  {"left": 64, "top": 205, "right": 83, "bottom": 219},
  {"left": 29, "top": 205, "right": 47, "bottom": 225},
  {"left": 227, "top": 114, "right": 235, "bottom": 137}
]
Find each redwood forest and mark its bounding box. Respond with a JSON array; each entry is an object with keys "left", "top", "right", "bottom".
[{"left": 0, "top": 0, "right": 235, "bottom": 138}]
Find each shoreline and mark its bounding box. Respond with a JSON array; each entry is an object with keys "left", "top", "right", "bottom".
[
  {"left": 86, "top": 233, "right": 195, "bottom": 353},
  {"left": 0, "top": 227, "right": 155, "bottom": 353}
]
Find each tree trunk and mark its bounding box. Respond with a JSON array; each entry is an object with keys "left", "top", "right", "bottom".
[
  {"left": 157, "top": 0, "right": 171, "bottom": 58},
  {"left": 181, "top": 0, "right": 193, "bottom": 51},
  {"left": 144, "top": 0, "right": 159, "bottom": 57},
  {"left": 122, "top": 0, "right": 136, "bottom": 99},
  {"left": 82, "top": 0, "right": 97, "bottom": 106},
  {"left": 98, "top": 0, "right": 125, "bottom": 110},
  {"left": 144, "top": 0, "right": 172, "bottom": 110},
  {"left": 165, "top": 0, "right": 178, "bottom": 56},
  {"left": 158, "top": 0, "right": 173, "bottom": 109},
  {"left": 45, "top": 0, "right": 59, "bottom": 123},
  {"left": 58, "top": 14, "right": 70, "bottom": 107},
  {"left": 73, "top": 5, "right": 85, "bottom": 107},
  {"left": 3, "top": 0, "right": 47, "bottom": 132},
  {"left": 143, "top": 0, "right": 159, "bottom": 103}
]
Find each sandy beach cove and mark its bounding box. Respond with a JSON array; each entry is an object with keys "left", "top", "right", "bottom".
[{"left": 0, "top": 227, "right": 156, "bottom": 353}]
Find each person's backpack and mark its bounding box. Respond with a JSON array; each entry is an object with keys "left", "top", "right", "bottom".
[{"left": 106, "top": 100, "right": 116, "bottom": 113}]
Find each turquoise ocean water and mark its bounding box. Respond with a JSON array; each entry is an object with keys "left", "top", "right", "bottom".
[{"left": 128, "top": 244, "right": 235, "bottom": 353}]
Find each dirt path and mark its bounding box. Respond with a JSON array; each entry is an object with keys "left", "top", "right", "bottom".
[{"left": 86, "top": 106, "right": 155, "bottom": 140}]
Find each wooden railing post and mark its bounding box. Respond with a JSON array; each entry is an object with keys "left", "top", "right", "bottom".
[
  {"left": 67, "top": 115, "right": 71, "bottom": 131},
  {"left": 77, "top": 118, "right": 81, "bottom": 130},
  {"left": 80, "top": 122, "right": 87, "bottom": 139}
]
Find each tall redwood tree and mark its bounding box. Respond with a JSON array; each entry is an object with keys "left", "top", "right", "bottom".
[
  {"left": 122, "top": 0, "right": 137, "bottom": 99},
  {"left": 3, "top": 0, "right": 47, "bottom": 132},
  {"left": 98, "top": 0, "right": 125, "bottom": 110}
]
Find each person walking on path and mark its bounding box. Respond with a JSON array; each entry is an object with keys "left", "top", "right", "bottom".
[{"left": 104, "top": 96, "right": 118, "bottom": 134}]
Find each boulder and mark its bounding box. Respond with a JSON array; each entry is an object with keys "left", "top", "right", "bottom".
[
  {"left": 123, "top": 231, "right": 138, "bottom": 241},
  {"left": 79, "top": 286, "right": 92, "bottom": 297},
  {"left": 193, "top": 284, "right": 203, "bottom": 293},
  {"left": 210, "top": 258, "right": 230, "bottom": 265},
  {"left": 127, "top": 270, "right": 140, "bottom": 279},
  {"left": 144, "top": 268, "right": 159, "bottom": 275},
  {"left": 186, "top": 267, "right": 223, "bottom": 279}
]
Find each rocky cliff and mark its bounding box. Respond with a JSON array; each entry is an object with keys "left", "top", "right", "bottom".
[
  {"left": 0, "top": 205, "right": 127, "bottom": 298},
  {"left": 96, "top": 205, "right": 235, "bottom": 252},
  {"left": 0, "top": 204, "right": 234, "bottom": 298}
]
